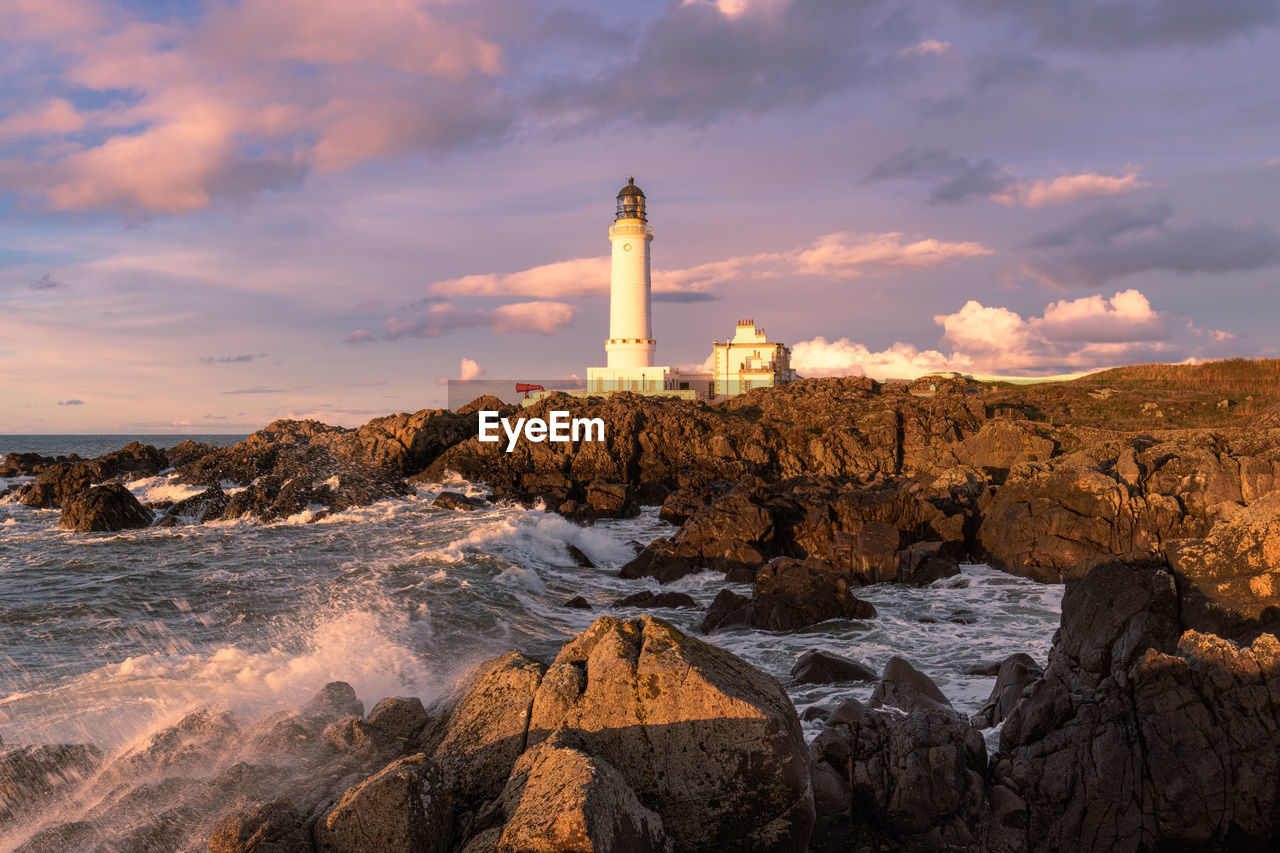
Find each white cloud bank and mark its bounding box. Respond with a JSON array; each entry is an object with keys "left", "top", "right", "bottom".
[{"left": 791, "top": 289, "right": 1231, "bottom": 379}]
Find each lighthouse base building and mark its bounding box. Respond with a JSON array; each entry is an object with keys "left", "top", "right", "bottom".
[{"left": 535, "top": 178, "right": 796, "bottom": 405}]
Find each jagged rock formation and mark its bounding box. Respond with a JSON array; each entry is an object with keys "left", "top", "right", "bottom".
[{"left": 1, "top": 618, "right": 813, "bottom": 853}]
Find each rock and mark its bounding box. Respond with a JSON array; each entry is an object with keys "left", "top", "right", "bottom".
[
  {"left": 12, "top": 821, "right": 99, "bottom": 853},
  {"left": 825, "top": 521, "right": 899, "bottom": 584},
  {"left": 421, "top": 653, "right": 546, "bottom": 805},
  {"left": 895, "top": 540, "right": 961, "bottom": 585},
  {"left": 165, "top": 482, "right": 229, "bottom": 523},
  {"left": 164, "top": 439, "right": 217, "bottom": 469},
  {"left": 0, "top": 743, "right": 103, "bottom": 827},
  {"left": 971, "top": 653, "right": 1043, "bottom": 729},
  {"left": 58, "top": 483, "right": 153, "bottom": 531},
  {"left": 790, "top": 650, "right": 876, "bottom": 685},
  {"left": 314, "top": 754, "right": 452, "bottom": 853},
  {"left": 801, "top": 706, "right": 832, "bottom": 723},
  {"left": 564, "top": 596, "right": 592, "bottom": 610},
  {"left": 13, "top": 462, "right": 93, "bottom": 508},
  {"left": 99, "top": 708, "right": 240, "bottom": 784},
  {"left": 208, "top": 796, "right": 309, "bottom": 853},
  {"left": 699, "top": 588, "right": 752, "bottom": 633},
  {"left": 583, "top": 480, "right": 640, "bottom": 519},
  {"left": 433, "top": 490, "right": 484, "bottom": 511},
  {"left": 566, "top": 544, "right": 595, "bottom": 568},
  {"left": 611, "top": 590, "right": 698, "bottom": 610},
  {"left": 303, "top": 681, "right": 365, "bottom": 721},
  {"left": 1049, "top": 551, "right": 1181, "bottom": 686},
  {"left": 868, "top": 656, "right": 953, "bottom": 715},
  {"left": 527, "top": 616, "right": 814, "bottom": 852},
  {"left": 706, "top": 557, "right": 876, "bottom": 633},
  {"left": 495, "top": 731, "right": 671, "bottom": 853},
  {"left": 619, "top": 538, "right": 702, "bottom": 584},
  {"left": 1163, "top": 493, "right": 1280, "bottom": 644},
  {"left": 809, "top": 706, "right": 988, "bottom": 853},
  {"left": 365, "top": 696, "right": 431, "bottom": 749},
  {"left": 996, "top": 631, "right": 1280, "bottom": 852},
  {"left": 658, "top": 487, "right": 709, "bottom": 525}
]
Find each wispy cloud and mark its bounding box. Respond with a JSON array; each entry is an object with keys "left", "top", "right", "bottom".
[
  {"left": 426, "top": 231, "right": 992, "bottom": 300},
  {"left": 899, "top": 39, "right": 952, "bottom": 58},
  {"left": 30, "top": 274, "right": 66, "bottom": 291},
  {"left": 221, "top": 386, "right": 283, "bottom": 395},
  {"left": 870, "top": 148, "right": 1149, "bottom": 207},
  {"left": 380, "top": 300, "right": 575, "bottom": 341},
  {"left": 199, "top": 353, "right": 262, "bottom": 364}
]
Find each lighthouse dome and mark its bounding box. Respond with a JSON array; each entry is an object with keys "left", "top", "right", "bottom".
[
  {"left": 615, "top": 177, "right": 647, "bottom": 221},
  {"left": 617, "top": 177, "right": 645, "bottom": 198}
]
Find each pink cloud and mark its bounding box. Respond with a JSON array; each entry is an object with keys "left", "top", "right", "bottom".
[
  {"left": 428, "top": 231, "right": 992, "bottom": 299},
  {"left": 991, "top": 172, "right": 1150, "bottom": 208},
  {"left": 0, "top": 99, "right": 87, "bottom": 141},
  {"left": 796, "top": 232, "right": 993, "bottom": 276},
  {"left": 899, "top": 39, "right": 952, "bottom": 58},
  {"left": 0, "top": 0, "right": 511, "bottom": 213},
  {"left": 383, "top": 300, "right": 574, "bottom": 339}
]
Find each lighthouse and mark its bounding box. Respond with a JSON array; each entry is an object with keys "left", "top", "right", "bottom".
[
  {"left": 587, "top": 179, "right": 675, "bottom": 395},
  {"left": 606, "top": 178, "right": 655, "bottom": 369}
]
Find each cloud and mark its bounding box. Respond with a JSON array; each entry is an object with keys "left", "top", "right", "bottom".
[
  {"left": 57, "top": 398, "right": 85, "bottom": 406},
  {"left": 30, "top": 274, "right": 66, "bottom": 291},
  {"left": 344, "top": 330, "right": 377, "bottom": 345},
  {"left": 0, "top": 98, "right": 87, "bottom": 141},
  {"left": 429, "top": 257, "right": 609, "bottom": 299},
  {"left": 795, "top": 232, "right": 993, "bottom": 275},
  {"left": 221, "top": 386, "right": 282, "bottom": 395},
  {"left": 958, "top": 0, "right": 1280, "bottom": 50},
  {"left": 792, "top": 288, "right": 1229, "bottom": 379},
  {"left": 437, "top": 357, "right": 485, "bottom": 385},
  {"left": 199, "top": 353, "right": 259, "bottom": 364},
  {"left": 869, "top": 148, "right": 1013, "bottom": 204},
  {"left": 427, "top": 231, "right": 992, "bottom": 299},
  {"left": 1023, "top": 202, "right": 1280, "bottom": 287},
  {"left": 1268, "top": 158, "right": 1280, "bottom": 166},
  {"left": 0, "top": 0, "right": 512, "bottom": 214},
  {"left": 383, "top": 300, "right": 574, "bottom": 340},
  {"left": 869, "top": 148, "right": 1148, "bottom": 207},
  {"left": 533, "top": 0, "right": 908, "bottom": 126},
  {"left": 992, "top": 172, "right": 1151, "bottom": 208},
  {"left": 899, "top": 39, "right": 952, "bottom": 58}
]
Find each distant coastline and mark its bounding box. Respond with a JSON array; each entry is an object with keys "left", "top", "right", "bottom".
[{"left": 0, "top": 434, "right": 246, "bottom": 460}]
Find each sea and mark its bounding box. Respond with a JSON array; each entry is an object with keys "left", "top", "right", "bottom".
[{"left": 0, "top": 434, "right": 1063, "bottom": 844}]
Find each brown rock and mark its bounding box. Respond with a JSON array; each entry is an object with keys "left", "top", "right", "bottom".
[
  {"left": 527, "top": 616, "right": 814, "bottom": 852},
  {"left": 314, "top": 754, "right": 452, "bottom": 853},
  {"left": 495, "top": 732, "right": 671, "bottom": 853}
]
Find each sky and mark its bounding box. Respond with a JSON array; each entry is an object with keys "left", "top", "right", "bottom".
[{"left": 1, "top": 0, "right": 1278, "bottom": 433}]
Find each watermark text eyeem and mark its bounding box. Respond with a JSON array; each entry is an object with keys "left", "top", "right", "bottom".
[{"left": 478, "top": 410, "right": 606, "bottom": 452}]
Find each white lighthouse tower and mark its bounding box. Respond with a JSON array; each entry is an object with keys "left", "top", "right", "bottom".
[{"left": 587, "top": 178, "right": 673, "bottom": 394}]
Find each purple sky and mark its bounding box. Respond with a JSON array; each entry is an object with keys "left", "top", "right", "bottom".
[{"left": 2, "top": 0, "right": 1278, "bottom": 432}]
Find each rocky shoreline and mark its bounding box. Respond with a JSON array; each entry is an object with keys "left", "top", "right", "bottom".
[{"left": 3, "top": 370, "right": 1279, "bottom": 850}]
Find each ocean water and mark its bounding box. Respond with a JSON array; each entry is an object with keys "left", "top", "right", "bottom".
[{"left": 0, "top": 436, "right": 1063, "bottom": 847}]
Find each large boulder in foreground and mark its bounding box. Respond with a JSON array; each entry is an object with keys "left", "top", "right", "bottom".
[
  {"left": 527, "top": 616, "right": 814, "bottom": 852},
  {"left": 496, "top": 731, "right": 671, "bottom": 853},
  {"left": 421, "top": 652, "right": 547, "bottom": 806},
  {"left": 58, "top": 483, "right": 153, "bottom": 532}
]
